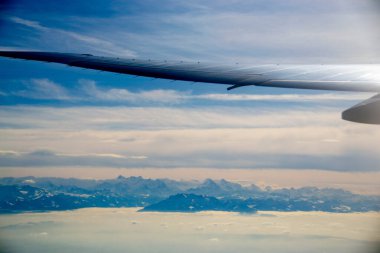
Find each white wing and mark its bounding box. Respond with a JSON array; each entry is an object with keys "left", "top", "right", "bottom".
[{"left": 1, "top": 51, "right": 379, "bottom": 124}]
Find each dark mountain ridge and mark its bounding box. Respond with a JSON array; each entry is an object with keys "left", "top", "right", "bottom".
[{"left": 0, "top": 176, "right": 379, "bottom": 213}]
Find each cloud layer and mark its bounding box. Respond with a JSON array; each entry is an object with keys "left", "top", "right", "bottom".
[
  {"left": 0, "top": 105, "right": 379, "bottom": 171},
  {"left": 1, "top": 0, "right": 379, "bottom": 63},
  {"left": 1, "top": 208, "right": 378, "bottom": 253},
  {"left": 1, "top": 78, "right": 371, "bottom": 105}
]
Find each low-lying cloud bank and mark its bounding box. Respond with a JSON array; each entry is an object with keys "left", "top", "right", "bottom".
[
  {"left": 0, "top": 208, "right": 378, "bottom": 253},
  {"left": 0, "top": 78, "right": 372, "bottom": 105},
  {"left": 0, "top": 105, "right": 379, "bottom": 172}
]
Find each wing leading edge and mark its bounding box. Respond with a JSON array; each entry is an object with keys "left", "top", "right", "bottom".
[{"left": 0, "top": 51, "right": 379, "bottom": 124}]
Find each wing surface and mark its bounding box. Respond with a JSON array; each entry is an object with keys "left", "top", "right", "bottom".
[
  {"left": 1, "top": 51, "right": 380, "bottom": 92},
  {"left": 1, "top": 51, "right": 379, "bottom": 124}
]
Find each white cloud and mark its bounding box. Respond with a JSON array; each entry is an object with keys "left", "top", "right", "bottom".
[
  {"left": 0, "top": 150, "right": 21, "bottom": 156},
  {"left": 79, "top": 79, "right": 186, "bottom": 104},
  {"left": 208, "top": 237, "right": 220, "bottom": 242},
  {"left": 14, "top": 79, "right": 69, "bottom": 100},
  {"left": 56, "top": 153, "right": 128, "bottom": 159}
]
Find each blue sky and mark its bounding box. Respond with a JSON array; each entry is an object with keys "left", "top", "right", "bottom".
[{"left": 0, "top": 0, "right": 379, "bottom": 191}]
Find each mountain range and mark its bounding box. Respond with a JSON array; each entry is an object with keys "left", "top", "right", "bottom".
[{"left": 0, "top": 176, "right": 379, "bottom": 213}]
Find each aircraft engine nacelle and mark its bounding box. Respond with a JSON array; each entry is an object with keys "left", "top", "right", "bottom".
[{"left": 342, "top": 94, "right": 380, "bottom": 124}]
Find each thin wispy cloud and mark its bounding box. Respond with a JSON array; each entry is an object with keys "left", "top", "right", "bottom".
[
  {"left": 75, "top": 0, "right": 378, "bottom": 63},
  {"left": 2, "top": 1, "right": 379, "bottom": 63},
  {"left": 10, "top": 17, "right": 46, "bottom": 31},
  {"left": 9, "top": 16, "right": 137, "bottom": 57},
  {"left": 0, "top": 149, "right": 147, "bottom": 167}
]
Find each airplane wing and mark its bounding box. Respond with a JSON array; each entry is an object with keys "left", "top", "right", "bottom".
[{"left": 0, "top": 51, "right": 379, "bottom": 124}]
